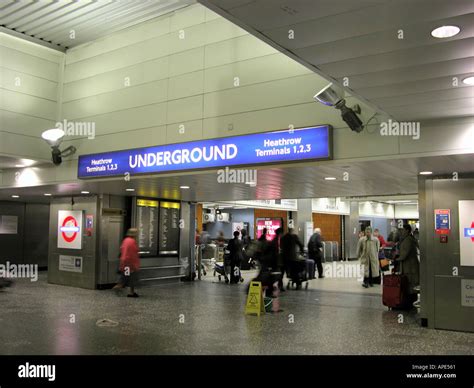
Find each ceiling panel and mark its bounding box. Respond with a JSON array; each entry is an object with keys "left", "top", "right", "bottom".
[
  {"left": 356, "top": 75, "right": 473, "bottom": 100},
  {"left": 335, "top": 58, "right": 474, "bottom": 90},
  {"left": 317, "top": 38, "right": 474, "bottom": 76},
  {"left": 263, "top": 3, "right": 474, "bottom": 50},
  {"left": 226, "top": 0, "right": 389, "bottom": 32},
  {"left": 1, "top": 154, "right": 473, "bottom": 203},
  {"left": 372, "top": 88, "right": 474, "bottom": 108},
  {"left": 199, "top": 0, "right": 474, "bottom": 121},
  {"left": 0, "top": 0, "right": 195, "bottom": 49}
]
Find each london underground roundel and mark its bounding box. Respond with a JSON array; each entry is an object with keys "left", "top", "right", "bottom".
[
  {"left": 61, "top": 216, "right": 79, "bottom": 243},
  {"left": 58, "top": 211, "right": 83, "bottom": 250},
  {"left": 459, "top": 201, "right": 474, "bottom": 267}
]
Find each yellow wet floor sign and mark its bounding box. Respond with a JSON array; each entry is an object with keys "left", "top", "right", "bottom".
[{"left": 245, "top": 281, "right": 264, "bottom": 316}]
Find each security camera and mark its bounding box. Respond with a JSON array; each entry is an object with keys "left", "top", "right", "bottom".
[
  {"left": 313, "top": 83, "right": 364, "bottom": 133},
  {"left": 41, "top": 128, "right": 76, "bottom": 165}
]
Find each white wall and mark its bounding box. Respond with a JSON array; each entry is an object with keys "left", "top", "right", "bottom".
[
  {"left": 58, "top": 3, "right": 386, "bottom": 158},
  {"left": 312, "top": 198, "right": 350, "bottom": 215},
  {"left": 394, "top": 204, "right": 419, "bottom": 219},
  {"left": 0, "top": 33, "right": 64, "bottom": 161},
  {"left": 359, "top": 201, "right": 395, "bottom": 218}
]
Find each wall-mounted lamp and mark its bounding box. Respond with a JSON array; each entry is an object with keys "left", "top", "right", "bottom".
[
  {"left": 41, "top": 128, "right": 76, "bottom": 165},
  {"left": 313, "top": 83, "right": 364, "bottom": 133}
]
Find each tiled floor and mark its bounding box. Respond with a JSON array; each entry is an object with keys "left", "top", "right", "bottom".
[{"left": 1, "top": 271, "right": 473, "bottom": 355}]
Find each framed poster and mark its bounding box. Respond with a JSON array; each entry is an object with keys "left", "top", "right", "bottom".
[
  {"left": 58, "top": 210, "right": 83, "bottom": 250},
  {"left": 256, "top": 218, "right": 282, "bottom": 241},
  {"left": 0, "top": 215, "right": 18, "bottom": 234},
  {"left": 435, "top": 209, "right": 451, "bottom": 235},
  {"left": 59, "top": 255, "right": 83, "bottom": 273}
]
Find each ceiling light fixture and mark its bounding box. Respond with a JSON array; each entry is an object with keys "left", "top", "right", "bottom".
[
  {"left": 419, "top": 171, "right": 433, "bottom": 175},
  {"left": 15, "top": 164, "right": 25, "bottom": 168},
  {"left": 11, "top": 195, "right": 20, "bottom": 198},
  {"left": 180, "top": 186, "right": 190, "bottom": 189},
  {"left": 462, "top": 76, "right": 474, "bottom": 85},
  {"left": 81, "top": 191, "right": 90, "bottom": 194},
  {"left": 44, "top": 193, "right": 52, "bottom": 196},
  {"left": 324, "top": 177, "right": 337, "bottom": 181},
  {"left": 431, "top": 25, "right": 460, "bottom": 39},
  {"left": 125, "top": 188, "right": 135, "bottom": 192}
]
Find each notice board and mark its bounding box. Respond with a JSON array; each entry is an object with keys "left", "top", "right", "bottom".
[
  {"left": 136, "top": 199, "right": 159, "bottom": 257},
  {"left": 159, "top": 201, "right": 180, "bottom": 255}
]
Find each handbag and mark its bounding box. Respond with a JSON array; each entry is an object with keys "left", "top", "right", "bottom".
[{"left": 380, "top": 258, "right": 390, "bottom": 271}]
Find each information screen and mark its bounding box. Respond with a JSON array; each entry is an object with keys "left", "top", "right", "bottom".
[
  {"left": 136, "top": 199, "right": 159, "bottom": 257},
  {"left": 159, "top": 201, "right": 180, "bottom": 255}
]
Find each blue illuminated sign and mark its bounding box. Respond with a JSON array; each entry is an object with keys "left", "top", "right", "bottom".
[
  {"left": 78, "top": 125, "right": 332, "bottom": 179},
  {"left": 464, "top": 228, "right": 474, "bottom": 238}
]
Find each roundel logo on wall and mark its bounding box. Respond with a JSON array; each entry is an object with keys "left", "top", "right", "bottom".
[
  {"left": 465, "top": 221, "right": 474, "bottom": 242},
  {"left": 58, "top": 211, "right": 83, "bottom": 250}
]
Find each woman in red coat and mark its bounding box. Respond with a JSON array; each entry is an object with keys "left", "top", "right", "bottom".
[
  {"left": 113, "top": 228, "right": 140, "bottom": 297},
  {"left": 374, "top": 229, "right": 387, "bottom": 249}
]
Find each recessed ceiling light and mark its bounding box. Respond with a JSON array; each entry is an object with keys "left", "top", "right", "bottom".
[
  {"left": 462, "top": 76, "right": 474, "bottom": 85},
  {"left": 324, "top": 177, "right": 337, "bottom": 181},
  {"left": 15, "top": 164, "right": 25, "bottom": 168},
  {"left": 180, "top": 186, "right": 190, "bottom": 189},
  {"left": 125, "top": 188, "right": 135, "bottom": 192},
  {"left": 431, "top": 25, "right": 460, "bottom": 39},
  {"left": 12, "top": 195, "right": 20, "bottom": 198},
  {"left": 81, "top": 191, "right": 90, "bottom": 194},
  {"left": 419, "top": 171, "right": 433, "bottom": 175},
  {"left": 44, "top": 193, "right": 52, "bottom": 196}
]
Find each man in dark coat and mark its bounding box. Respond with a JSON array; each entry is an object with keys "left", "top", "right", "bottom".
[
  {"left": 280, "top": 228, "right": 305, "bottom": 289},
  {"left": 395, "top": 224, "right": 420, "bottom": 298},
  {"left": 308, "top": 228, "right": 324, "bottom": 279}
]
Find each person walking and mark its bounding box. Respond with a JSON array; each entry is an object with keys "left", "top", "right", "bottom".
[
  {"left": 241, "top": 229, "right": 251, "bottom": 248},
  {"left": 216, "top": 230, "right": 225, "bottom": 247},
  {"left": 227, "top": 231, "right": 244, "bottom": 284},
  {"left": 258, "top": 228, "right": 267, "bottom": 242},
  {"left": 113, "top": 228, "right": 141, "bottom": 297},
  {"left": 281, "top": 228, "right": 304, "bottom": 289},
  {"left": 357, "top": 227, "right": 380, "bottom": 288},
  {"left": 308, "top": 228, "right": 324, "bottom": 279},
  {"left": 373, "top": 229, "right": 387, "bottom": 250}
]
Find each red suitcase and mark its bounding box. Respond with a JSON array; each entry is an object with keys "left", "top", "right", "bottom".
[{"left": 382, "top": 274, "right": 409, "bottom": 309}]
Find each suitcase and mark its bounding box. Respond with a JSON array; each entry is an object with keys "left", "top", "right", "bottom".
[
  {"left": 306, "top": 259, "right": 315, "bottom": 279},
  {"left": 382, "top": 274, "right": 409, "bottom": 309}
]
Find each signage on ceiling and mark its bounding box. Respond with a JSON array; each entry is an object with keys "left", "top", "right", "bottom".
[{"left": 77, "top": 125, "right": 332, "bottom": 179}]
